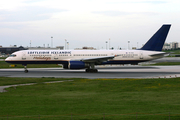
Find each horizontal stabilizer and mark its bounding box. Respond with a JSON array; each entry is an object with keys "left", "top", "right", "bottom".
[{"left": 149, "top": 52, "right": 169, "bottom": 57}]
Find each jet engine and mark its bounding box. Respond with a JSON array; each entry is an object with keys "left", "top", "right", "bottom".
[{"left": 63, "top": 61, "right": 89, "bottom": 69}]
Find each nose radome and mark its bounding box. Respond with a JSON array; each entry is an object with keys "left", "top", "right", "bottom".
[{"left": 5, "top": 57, "right": 11, "bottom": 61}]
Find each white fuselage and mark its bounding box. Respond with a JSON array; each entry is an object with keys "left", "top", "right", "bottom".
[{"left": 5, "top": 49, "right": 165, "bottom": 65}]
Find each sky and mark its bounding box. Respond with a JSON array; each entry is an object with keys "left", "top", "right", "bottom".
[{"left": 0, "top": 0, "right": 180, "bottom": 50}]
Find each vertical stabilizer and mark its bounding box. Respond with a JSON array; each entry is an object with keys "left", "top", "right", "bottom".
[{"left": 140, "top": 24, "right": 171, "bottom": 51}]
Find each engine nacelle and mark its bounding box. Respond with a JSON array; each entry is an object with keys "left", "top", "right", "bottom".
[{"left": 63, "top": 61, "right": 88, "bottom": 69}]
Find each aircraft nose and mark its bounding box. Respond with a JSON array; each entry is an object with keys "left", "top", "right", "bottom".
[{"left": 5, "top": 57, "right": 11, "bottom": 61}]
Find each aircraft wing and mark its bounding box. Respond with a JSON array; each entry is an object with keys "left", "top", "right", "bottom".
[{"left": 71, "top": 55, "right": 118, "bottom": 63}]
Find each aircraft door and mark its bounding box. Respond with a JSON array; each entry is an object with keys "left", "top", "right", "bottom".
[
  {"left": 54, "top": 53, "right": 58, "bottom": 59},
  {"left": 22, "top": 52, "right": 26, "bottom": 60},
  {"left": 139, "top": 51, "right": 143, "bottom": 59}
]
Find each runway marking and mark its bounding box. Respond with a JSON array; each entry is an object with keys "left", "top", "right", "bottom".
[
  {"left": 0, "top": 80, "right": 74, "bottom": 93},
  {"left": 152, "top": 74, "right": 180, "bottom": 79}
]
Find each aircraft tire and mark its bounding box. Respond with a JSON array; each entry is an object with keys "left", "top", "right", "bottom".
[
  {"left": 91, "top": 69, "right": 98, "bottom": 73},
  {"left": 24, "top": 70, "right": 28, "bottom": 73},
  {"left": 86, "top": 69, "right": 98, "bottom": 73},
  {"left": 94, "top": 69, "right": 98, "bottom": 73},
  {"left": 86, "top": 69, "right": 90, "bottom": 72}
]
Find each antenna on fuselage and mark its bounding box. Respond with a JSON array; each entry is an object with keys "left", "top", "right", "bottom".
[
  {"left": 30, "top": 40, "right": 31, "bottom": 47},
  {"left": 51, "top": 36, "right": 53, "bottom": 48}
]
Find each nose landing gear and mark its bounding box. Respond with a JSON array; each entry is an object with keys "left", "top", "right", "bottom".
[{"left": 23, "top": 65, "right": 28, "bottom": 73}]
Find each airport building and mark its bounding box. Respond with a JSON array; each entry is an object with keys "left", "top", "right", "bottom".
[
  {"left": 27, "top": 46, "right": 64, "bottom": 50},
  {"left": 0, "top": 45, "right": 64, "bottom": 55},
  {"left": 75, "top": 47, "right": 96, "bottom": 50},
  {"left": 163, "top": 43, "right": 171, "bottom": 50},
  {"left": 163, "top": 42, "right": 179, "bottom": 50},
  {"left": 0, "top": 45, "right": 27, "bottom": 55}
]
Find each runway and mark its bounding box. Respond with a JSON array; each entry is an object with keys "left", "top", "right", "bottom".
[{"left": 0, "top": 65, "right": 180, "bottom": 78}]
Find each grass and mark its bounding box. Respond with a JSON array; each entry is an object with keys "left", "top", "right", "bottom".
[
  {"left": 0, "top": 77, "right": 76, "bottom": 86},
  {"left": 0, "top": 57, "right": 7, "bottom": 59},
  {"left": 152, "top": 62, "right": 180, "bottom": 66},
  {"left": 0, "top": 77, "right": 180, "bottom": 119},
  {"left": 163, "top": 49, "right": 180, "bottom": 54},
  {"left": 148, "top": 62, "right": 180, "bottom": 66},
  {"left": 163, "top": 49, "right": 180, "bottom": 57}
]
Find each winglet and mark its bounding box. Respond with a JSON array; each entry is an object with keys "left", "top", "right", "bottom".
[{"left": 140, "top": 24, "right": 171, "bottom": 51}]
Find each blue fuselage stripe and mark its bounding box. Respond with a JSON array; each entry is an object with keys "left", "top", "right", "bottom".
[{"left": 6, "top": 60, "right": 148, "bottom": 65}]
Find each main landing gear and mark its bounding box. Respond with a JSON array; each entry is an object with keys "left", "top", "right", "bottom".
[
  {"left": 85, "top": 68, "right": 98, "bottom": 73},
  {"left": 85, "top": 63, "right": 98, "bottom": 73},
  {"left": 23, "top": 65, "right": 28, "bottom": 73}
]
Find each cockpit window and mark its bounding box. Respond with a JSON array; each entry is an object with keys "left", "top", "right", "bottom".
[{"left": 9, "top": 54, "right": 16, "bottom": 57}]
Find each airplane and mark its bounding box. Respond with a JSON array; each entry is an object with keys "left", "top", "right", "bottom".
[{"left": 5, "top": 24, "right": 171, "bottom": 73}]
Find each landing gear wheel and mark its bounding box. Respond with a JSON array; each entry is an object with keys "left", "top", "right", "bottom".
[
  {"left": 86, "top": 69, "right": 90, "bottom": 72},
  {"left": 92, "top": 69, "right": 98, "bottom": 73},
  {"left": 24, "top": 70, "right": 28, "bottom": 73},
  {"left": 85, "top": 69, "right": 98, "bottom": 73},
  {"left": 90, "top": 69, "right": 94, "bottom": 73},
  {"left": 94, "top": 69, "right": 98, "bottom": 73},
  {"left": 23, "top": 64, "right": 28, "bottom": 73}
]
